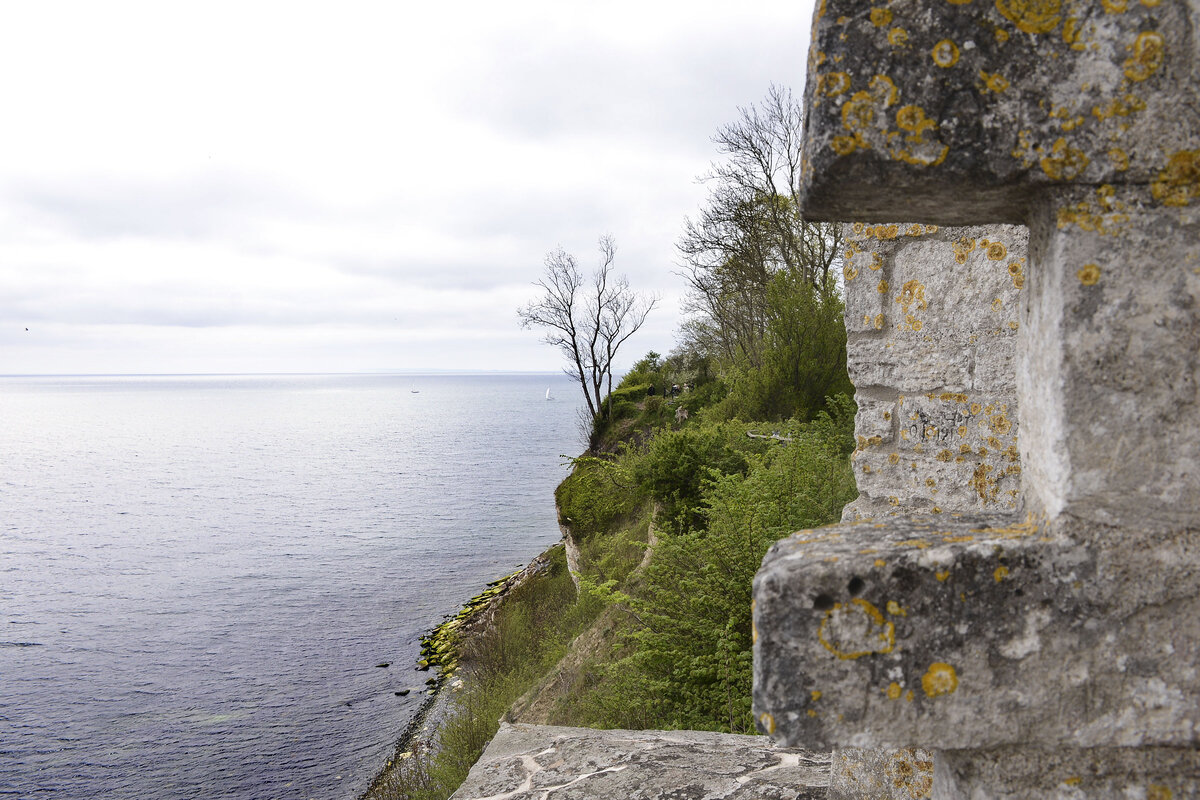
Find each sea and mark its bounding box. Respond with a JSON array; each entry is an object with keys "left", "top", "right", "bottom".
[{"left": 0, "top": 373, "right": 583, "bottom": 800}]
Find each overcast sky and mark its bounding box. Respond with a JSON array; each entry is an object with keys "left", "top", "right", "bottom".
[{"left": 1, "top": 0, "right": 815, "bottom": 375}]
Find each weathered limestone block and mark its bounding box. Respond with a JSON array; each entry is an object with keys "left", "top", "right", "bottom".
[
  {"left": 1021, "top": 188, "right": 1200, "bottom": 528},
  {"left": 842, "top": 223, "right": 1026, "bottom": 519},
  {"left": 753, "top": 515, "right": 1200, "bottom": 751},
  {"left": 448, "top": 723, "right": 830, "bottom": 800},
  {"left": 800, "top": 0, "right": 1199, "bottom": 223},
  {"left": 933, "top": 745, "right": 1200, "bottom": 800}
]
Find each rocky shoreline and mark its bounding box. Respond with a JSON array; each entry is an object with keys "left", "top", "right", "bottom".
[{"left": 358, "top": 545, "right": 563, "bottom": 799}]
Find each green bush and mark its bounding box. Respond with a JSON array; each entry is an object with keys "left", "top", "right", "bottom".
[
  {"left": 632, "top": 423, "right": 751, "bottom": 530},
  {"left": 709, "top": 274, "right": 853, "bottom": 423},
  {"left": 609, "top": 383, "right": 651, "bottom": 404},
  {"left": 555, "top": 457, "right": 642, "bottom": 540},
  {"left": 567, "top": 398, "right": 857, "bottom": 733}
]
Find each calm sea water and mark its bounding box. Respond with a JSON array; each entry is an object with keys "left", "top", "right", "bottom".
[{"left": 0, "top": 373, "right": 582, "bottom": 800}]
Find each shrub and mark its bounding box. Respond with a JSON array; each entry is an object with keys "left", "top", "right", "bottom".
[
  {"left": 632, "top": 423, "right": 750, "bottom": 529},
  {"left": 567, "top": 398, "right": 857, "bottom": 733}
]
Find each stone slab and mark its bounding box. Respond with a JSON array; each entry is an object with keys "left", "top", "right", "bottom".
[
  {"left": 449, "top": 723, "right": 830, "bottom": 800},
  {"left": 752, "top": 514, "right": 1200, "bottom": 752},
  {"left": 799, "top": 0, "right": 1199, "bottom": 223}
]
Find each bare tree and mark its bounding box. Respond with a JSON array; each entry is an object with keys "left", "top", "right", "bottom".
[
  {"left": 518, "top": 235, "right": 659, "bottom": 423},
  {"left": 677, "top": 85, "right": 843, "bottom": 366}
]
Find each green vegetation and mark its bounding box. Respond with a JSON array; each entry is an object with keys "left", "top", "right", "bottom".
[
  {"left": 363, "top": 545, "right": 604, "bottom": 800},
  {"left": 369, "top": 86, "right": 858, "bottom": 799}
]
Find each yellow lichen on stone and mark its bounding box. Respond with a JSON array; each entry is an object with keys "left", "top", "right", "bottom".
[
  {"left": 811, "top": 689, "right": 823, "bottom": 702},
  {"left": 1108, "top": 147, "right": 1130, "bottom": 171},
  {"left": 1062, "top": 16, "right": 1090, "bottom": 50},
  {"left": 892, "top": 105, "right": 949, "bottom": 166},
  {"left": 979, "top": 70, "right": 1009, "bottom": 93},
  {"left": 996, "top": 0, "right": 1063, "bottom": 34},
  {"left": 936, "top": 569, "right": 951, "bottom": 581},
  {"left": 844, "top": 264, "right": 859, "bottom": 281},
  {"left": 1123, "top": 31, "right": 1165, "bottom": 82},
  {"left": 1151, "top": 150, "right": 1200, "bottom": 207},
  {"left": 870, "top": 6, "right": 893, "bottom": 27},
  {"left": 1056, "top": 185, "right": 1130, "bottom": 236},
  {"left": 987, "top": 241, "right": 1008, "bottom": 260},
  {"left": 1147, "top": 785, "right": 1173, "bottom": 800},
  {"left": 878, "top": 279, "right": 890, "bottom": 294},
  {"left": 886, "top": 681, "right": 904, "bottom": 700},
  {"left": 887, "top": 600, "right": 907, "bottom": 616},
  {"left": 1040, "top": 137, "right": 1090, "bottom": 180},
  {"left": 886, "top": 750, "right": 934, "bottom": 798},
  {"left": 896, "top": 280, "right": 928, "bottom": 314},
  {"left": 970, "top": 463, "right": 999, "bottom": 503},
  {"left": 818, "top": 71, "right": 852, "bottom": 98},
  {"left": 897, "top": 539, "right": 931, "bottom": 549},
  {"left": 875, "top": 558, "right": 887, "bottom": 568},
  {"left": 952, "top": 237, "right": 976, "bottom": 264},
  {"left": 759, "top": 712, "right": 776, "bottom": 735},
  {"left": 889, "top": 27, "right": 910, "bottom": 47},
  {"left": 994, "top": 565, "right": 1010, "bottom": 582},
  {"left": 931, "top": 39, "right": 960, "bottom": 68},
  {"left": 1077, "top": 263, "right": 1101, "bottom": 286},
  {"left": 1092, "top": 94, "right": 1146, "bottom": 121},
  {"left": 818, "top": 598, "right": 897, "bottom": 660},
  {"left": 921, "top": 662, "right": 959, "bottom": 697},
  {"left": 869, "top": 76, "right": 900, "bottom": 108}
]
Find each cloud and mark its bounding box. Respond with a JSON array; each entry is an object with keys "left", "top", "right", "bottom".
[{"left": 0, "top": 0, "right": 816, "bottom": 374}]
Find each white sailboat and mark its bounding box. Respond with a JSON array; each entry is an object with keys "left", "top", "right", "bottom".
[{"left": 545, "top": 387, "right": 553, "bottom": 401}]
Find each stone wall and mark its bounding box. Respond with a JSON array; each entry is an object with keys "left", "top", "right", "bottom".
[
  {"left": 754, "top": 1, "right": 1199, "bottom": 797},
  {"left": 842, "top": 223, "right": 1026, "bottom": 520}
]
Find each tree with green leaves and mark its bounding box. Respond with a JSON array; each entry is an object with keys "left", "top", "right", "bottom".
[{"left": 677, "top": 85, "right": 844, "bottom": 375}]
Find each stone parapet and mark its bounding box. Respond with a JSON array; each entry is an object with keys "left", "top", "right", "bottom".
[
  {"left": 753, "top": 514, "right": 1200, "bottom": 752},
  {"left": 448, "top": 723, "right": 830, "bottom": 800}
]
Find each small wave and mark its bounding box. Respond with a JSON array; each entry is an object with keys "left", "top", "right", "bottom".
[{"left": 0, "top": 641, "right": 42, "bottom": 648}]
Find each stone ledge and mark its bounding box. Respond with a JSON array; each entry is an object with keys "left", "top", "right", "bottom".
[
  {"left": 449, "top": 723, "right": 830, "bottom": 799},
  {"left": 934, "top": 745, "right": 1200, "bottom": 800},
  {"left": 752, "top": 514, "right": 1200, "bottom": 751}
]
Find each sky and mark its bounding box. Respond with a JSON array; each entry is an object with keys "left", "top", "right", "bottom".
[{"left": 0, "top": 0, "right": 816, "bottom": 375}]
